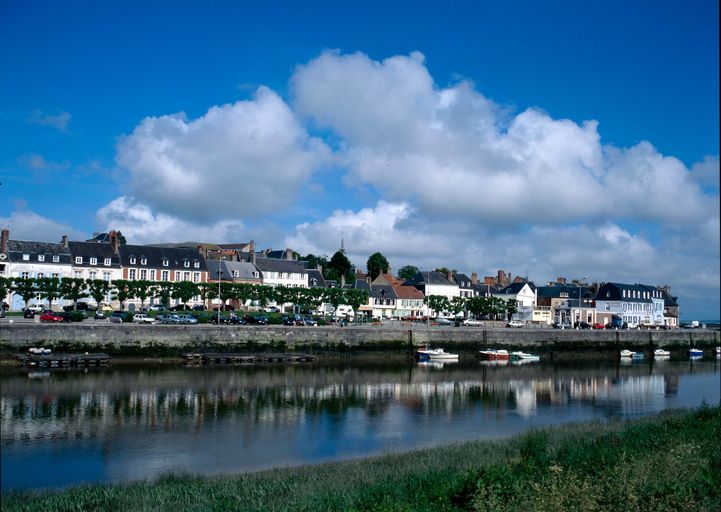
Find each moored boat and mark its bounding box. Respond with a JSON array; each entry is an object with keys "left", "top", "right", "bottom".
[
  {"left": 479, "top": 349, "right": 510, "bottom": 360},
  {"left": 714, "top": 347, "right": 720, "bottom": 356},
  {"left": 620, "top": 349, "right": 644, "bottom": 359},
  {"left": 509, "top": 351, "right": 540, "bottom": 362},
  {"left": 416, "top": 348, "right": 459, "bottom": 361},
  {"left": 653, "top": 349, "right": 670, "bottom": 357},
  {"left": 688, "top": 348, "right": 703, "bottom": 357}
]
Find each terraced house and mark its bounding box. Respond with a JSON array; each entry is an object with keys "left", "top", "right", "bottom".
[{"left": 595, "top": 282, "right": 667, "bottom": 327}]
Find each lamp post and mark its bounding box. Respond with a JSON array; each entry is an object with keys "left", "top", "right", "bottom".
[
  {"left": 217, "top": 256, "right": 225, "bottom": 324},
  {"left": 576, "top": 276, "right": 587, "bottom": 327}
]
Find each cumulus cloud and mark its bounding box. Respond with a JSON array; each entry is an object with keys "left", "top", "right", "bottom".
[
  {"left": 28, "top": 110, "right": 72, "bottom": 132},
  {"left": 96, "top": 196, "right": 247, "bottom": 245},
  {"left": 115, "top": 86, "right": 330, "bottom": 222},
  {"left": 690, "top": 155, "right": 720, "bottom": 189},
  {"left": 292, "top": 51, "right": 716, "bottom": 226},
  {"left": 0, "top": 209, "right": 84, "bottom": 242}
]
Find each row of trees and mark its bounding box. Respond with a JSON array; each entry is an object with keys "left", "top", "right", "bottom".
[
  {"left": 425, "top": 295, "right": 518, "bottom": 320},
  {"left": 0, "top": 276, "right": 369, "bottom": 315}
]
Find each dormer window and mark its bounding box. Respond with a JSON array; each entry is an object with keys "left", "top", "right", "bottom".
[
  {"left": 38, "top": 254, "right": 45, "bottom": 262},
  {"left": 140, "top": 257, "right": 147, "bottom": 265},
  {"left": 183, "top": 259, "right": 190, "bottom": 268},
  {"left": 104, "top": 258, "right": 111, "bottom": 266},
  {"left": 194, "top": 260, "right": 200, "bottom": 268},
  {"left": 162, "top": 258, "right": 169, "bottom": 267},
  {"left": 233, "top": 270, "right": 240, "bottom": 278},
  {"left": 75, "top": 256, "right": 83, "bottom": 264},
  {"left": 23, "top": 254, "right": 30, "bottom": 261},
  {"left": 90, "top": 257, "right": 97, "bottom": 265},
  {"left": 253, "top": 271, "right": 260, "bottom": 278},
  {"left": 129, "top": 255, "right": 136, "bottom": 265},
  {"left": 53, "top": 255, "right": 59, "bottom": 263}
]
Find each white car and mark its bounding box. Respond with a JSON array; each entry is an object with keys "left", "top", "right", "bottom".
[
  {"left": 26, "top": 304, "right": 44, "bottom": 313},
  {"left": 133, "top": 313, "right": 155, "bottom": 324},
  {"left": 462, "top": 319, "right": 484, "bottom": 327},
  {"left": 506, "top": 320, "right": 525, "bottom": 328}
]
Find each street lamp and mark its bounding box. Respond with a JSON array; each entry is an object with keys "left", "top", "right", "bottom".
[
  {"left": 217, "top": 256, "right": 225, "bottom": 324},
  {"left": 576, "top": 276, "right": 587, "bottom": 327}
]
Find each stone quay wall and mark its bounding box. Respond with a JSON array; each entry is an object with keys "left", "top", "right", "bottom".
[{"left": 1, "top": 323, "right": 718, "bottom": 355}]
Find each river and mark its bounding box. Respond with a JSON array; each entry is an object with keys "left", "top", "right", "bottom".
[{"left": 1, "top": 354, "right": 719, "bottom": 491}]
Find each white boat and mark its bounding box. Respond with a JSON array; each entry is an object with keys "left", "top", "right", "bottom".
[
  {"left": 479, "top": 349, "right": 510, "bottom": 360},
  {"left": 714, "top": 347, "right": 720, "bottom": 356},
  {"left": 653, "top": 349, "right": 670, "bottom": 357},
  {"left": 509, "top": 351, "right": 540, "bottom": 362},
  {"left": 620, "top": 349, "right": 643, "bottom": 359},
  {"left": 416, "top": 348, "right": 459, "bottom": 361},
  {"left": 689, "top": 348, "right": 703, "bottom": 357}
]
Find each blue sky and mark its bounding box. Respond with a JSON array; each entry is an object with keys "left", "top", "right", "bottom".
[{"left": 1, "top": 0, "right": 719, "bottom": 319}]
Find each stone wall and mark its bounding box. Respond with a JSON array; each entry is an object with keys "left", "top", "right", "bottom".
[{"left": 1, "top": 323, "right": 718, "bottom": 355}]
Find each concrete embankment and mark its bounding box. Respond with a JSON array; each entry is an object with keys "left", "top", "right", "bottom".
[{"left": 1, "top": 323, "right": 718, "bottom": 356}]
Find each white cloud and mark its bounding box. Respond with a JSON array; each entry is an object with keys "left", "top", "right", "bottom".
[
  {"left": 96, "top": 196, "right": 247, "bottom": 245},
  {"left": 17, "top": 153, "right": 71, "bottom": 171},
  {"left": 690, "top": 155, "right": 720, "bottom": 189},
  {"left": 0, "top": 209, "right": 84, "bottom": 242},
  {"left": 292, "top": 51, "right": 716, "bottom": 226},
  {"left": 115, "top": 86, "right": 330, "bottom": 222},
  {"left": 28, "top": 110, "right": 72, "bottom": 132}
]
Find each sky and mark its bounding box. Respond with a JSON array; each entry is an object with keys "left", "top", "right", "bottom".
[{"left": 0, "top": 0, "right": 719, "bottom": 319}]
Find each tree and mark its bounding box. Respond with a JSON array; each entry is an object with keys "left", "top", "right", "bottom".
[
  {"left": 425, "top": 295, "right": 450, "bottom": 317},
  {"left": 366, "top": 252, "right": 389, "bottom": 280},
  {"left": 327, "top": 250, "right": 352, "bottom": 282},
  {"left": 87, "top": 279, "right": 111, "bottom": 307},
  {"left": 115, "top": 231, "right": 127, "bottom": 244},
  {"left": 397, "top": 265, "right": 419, "bottom": 281},
  {"left": 172, "top": 281, "right": 199, "bottom": 308},
  {"left": 36, "top": 277, "right": 62, "bottom": 310},
  {"left": 60, "top": 278, "right": 88, "bottom": 310},
  {"left": 0, "top": 277, "right": 11, "bottom": 307},
  {"left": 505, "top": 299, "right": 518, "bottom": 320},
  {"left": 343, "top": 289, "right": 368, "bottom": 314},
  {"left": 154, "top": 282, "right": 173, "bottom": 309},
  {"left": 131, "top": 280, "right": 153, "bottom": 309},
  {"left": 450, "top": 296, "right": 467, "bottom": 318},
  {"left": 111, "top": 279, "right": 132, "bottom": 310},
  {"left": 12, "top": 277, "right": 37, "bottom": 310},
  {"left": 303, "top": 253, "right": 328, "bottom": 271}
]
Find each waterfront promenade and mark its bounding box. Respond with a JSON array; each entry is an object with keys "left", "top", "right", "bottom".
[{"left": 1, "top": 320, "right": 717, "bottom": 355}]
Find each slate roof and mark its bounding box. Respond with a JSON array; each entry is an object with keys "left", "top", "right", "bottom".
[
  {"left": 67, "top": 241, "right": 122, "bottom": 267},
  {"left": 368, "top": 284, "right": 397, "bottom": 300},
  {"left": 595, "top": 282, "right": 660, "bottom": 303},
  {"left": 254, "top": 257, "right": 307, "bottom": 274},
  {"left": 498, "top": 281, "right": 537, "bottom": 295},
  {"left": 472, "top": 283, "right": 500, "bottom": 296},
  {"left": 403, "top": 271, "right": 456, "bottom": 287},
  {"left": 307, "top": 269, "right": 328, "bottom": 288},
  {"left": 207, "top": 260, "right": 260, "bottom": 282},
  {"left": 452, "top": 273, "right": 474, "bottom": 288},
  {"left": 118, "top": 244, "right": 207, "bottom": 271},
  {"left": 7, "top": 240, "right": 72, "bottom": 264},
  {"left": 535, "top": 284, "right": 589, "bottom": 300}
]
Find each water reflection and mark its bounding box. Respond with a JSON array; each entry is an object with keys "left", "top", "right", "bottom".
[{"left": 1, "top": 357, "right": 719, "bottom": 490}]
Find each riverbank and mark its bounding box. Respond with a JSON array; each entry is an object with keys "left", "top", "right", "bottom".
[
  {"left": 3, "top": 405, "right": 718, "bottom": 511},
  {"left": 1, "top": 323, "right": 718, "bottom": 359}
]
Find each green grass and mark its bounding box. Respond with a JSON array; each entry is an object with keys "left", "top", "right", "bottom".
[{"left": 3, "top": 406, "right": 719, "bottom": 511}]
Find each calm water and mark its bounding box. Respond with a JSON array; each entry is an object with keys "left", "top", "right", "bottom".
[{"left": 1, "top": 355, "right": 719, "bottom": 491}]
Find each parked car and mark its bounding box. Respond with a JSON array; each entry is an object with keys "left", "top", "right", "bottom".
[
  {"left": 462, "top": 318, "right": 484, "bottom": 327},
  {"left": 109, "top": 311, "right": 126, "bottom": 323},
  {"left": 24, "top": 309, "right": 36, "bottom": 319},
  {"left": 303, "top": 316, "right": 318, "bottom": 326},
  {"left": 282, "top": 315, "right": 295, "bottom": 326},
  {"left": 264, "top": 306, "right": 280, "bottom": 313},
  {"left": 209, "top": 314, "right": 228, "bottom": 324},
  {"left": 170, "top": 304, "right": 191, "bottom": 311},
  {"left": 435, "top": 317, "right": 453, "bottom": 326},
  {"left": 191, "top": 304, "right": 206, "bottom": 311},
  {"left": 244, "top": 315, "right": 268, "bottom": 325},
  {"left": 506, "top": 320, "right": 525, "bottom": 328},
  {"left": 26, "top": 304, "right": 44, "bottom": 313},
  {"left": 94, "top": 311, "right": 106, "bottom": 320},
  {"left": 177, "top": 314, "right": 198, "bottom": 324},
  {"left": 40, "top": 311, "right": 64, "bottom": 322},
  {"left": 552, "top": 321, "right": 572, "bottom": 329},
  {"left": 133, "top": 313, "right": 155, "bottom": 324},
  {"left": 574, "top": 321, "right": 592, "bottom": 329},
  {"left": 59, "top": 311, "right": 84, "bottom": 322},
  {"left": 228, "top": 314, "right": 246, "bottom": 325},
  {"left": 157, "top": 313, "right": 180, "bottom": 324},
  {"left": 592, "top": 322, "right": 605, "bottom": 329},
  {"left": 143, "top": 304, "right": 166, "bottom": 312}
]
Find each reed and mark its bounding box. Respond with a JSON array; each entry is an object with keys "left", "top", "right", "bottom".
[{"left": 3, "top": 406, "right": 718, "bottom": 511}]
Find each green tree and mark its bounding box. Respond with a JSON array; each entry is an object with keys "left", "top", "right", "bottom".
[
  {"left": 154, "top": 282, "right": 173, "bottom": 309},
  {"left": 328, "top": 250, "right": 352, "bottom": 282},
  {"left": 87, "top": 279, "right": 111, "bottom": 307},
  {"left": 425, "top": 294, "right": 450, "bottom": 317},
  {"left": 172, "top": 281, "right": 199, "bottom": 308},
  {"left": 343, "top": 288, "right": 368, "bottom": 314},
  {"left": 115, "top": 231, "right": 127, "bottom": 244},
  {"left": 131, "top": 280, "right": 154, "bottom": 309},
  {"left": 397, "top": 265, "right": 419, "bottom": 281},
  {"left": 450, "top": 296, "right": 467, "bottom": 318},
  {"left": 60, "top": 278, "right": 88, "bottom": 310},
  {"left": 36, "top": 277, "right": 62, "bottom": 310},
  {"left": 0, "top": 277, "right": 11, "bottom": 306},
  {"left": 303, "top": 253, "right": 329, "bottom": 272},
  {"left": 366, "top": 252, "right": 389, "bottom": 280},
  {"left": 466, "top": 296, "right": 486, "bottom": 320},
  {"left": 505, "top": 298, "right": 518, "bottom": 320},
  {"left": 12, "top": 277, "right": 38, "bottom": 310},
  {"left": 111, "top": 279, "right": 132, "bottom": 310}
]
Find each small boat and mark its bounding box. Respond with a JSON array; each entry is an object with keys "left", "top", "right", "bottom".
[
  {"left": 620, "top": 349, "right": 644, "bottom": 359},
  {"left": 714, "top": 347, "right": 720, "bottom": 356},
  {"left": 479, "top": 349, "right": 510, "bottom": 360},
  {"left": 509, "top": 351, "right": 540, "bottom": 362},
  {"left": 689, "top": 348, "right": 703, "bottom": 357},
  {"left": 416, "top": 348, "right": 459, "bottom": 361},
  {"left": 653, "top": 349, "right": 670, "bottom": 357}
]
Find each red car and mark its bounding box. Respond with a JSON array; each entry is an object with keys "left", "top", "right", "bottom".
[
  {"left": 592, "top": 322, "right": 605, "bottom": 329},
  {"left": 39, "top": 311, "right": 63, "bottom": 322}
]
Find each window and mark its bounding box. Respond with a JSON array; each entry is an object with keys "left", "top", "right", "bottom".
[
  {"left": 89, "top": 271, "right": 96, "bottom": 280},
  {"left": 174, "top": 271, "right": 181, "bottom": 281},
  {"left": 53, "top": 255, "right": 59, "bottom": 262},
  {"left": 161, "top": 270, "right": 169, "bottom": 282},
  {"left": 183, "top": 260, "right": 190, "bottom": 268},
  {"left": 129, "top": 269, "right": 136, "bottom": 280},
  {"left": 129, "top": 256, "right": 136, "bottom": 264},
  {"left": 104, "top": 258, "right": 111, "bottom": 266},
  {"left": 37, "top": 273, "right": 44, "bottom": 278},
  {"left": 183, "top": 271, "right": 190, "bottom": 281},
  {"left": 194, "top": 261, "right": 200, "bottom": 268},
  {"left": 233, "top": 270, "right": 239, "bottom": 278},
  {"left": 162, "top": 258, "right": 169, "bottom": 267},
  {"left": 21, "top": 271, "right": 29, "bottom": 279},
  {"left": 140, "top": 257, "right": 147, "bottom": 265},
  {"left": 253, "top": 271, "right": 260, "bottom": 279},
  {"left": 103, "top": 272, "right": 111, "bottom": 282},
  {"left": 74, "top": 271, "right": 82, "bottom": 279},
  {"left": 52, "top": 273, "right": 59, "bottom": 278},
  {"left": 75, "top": 256, "right": 82, "bottom": 264},
  {"left": 90, "top": 257, "right": 97, "bottom": 265},
  {"left": 150, "top": 270, "right": 156, "bottom": 280},
  {"left": 22, "top": 254, "right": 30, "bottom": 261},
  {"left": 140, "top": 269, "right": 147, "bottom": 280},
  {"left": 38, "top": 254, "right": 45, "bottom": 262},
  {"left": 193, "top": 272, "right": 200, "bottom": 283}
]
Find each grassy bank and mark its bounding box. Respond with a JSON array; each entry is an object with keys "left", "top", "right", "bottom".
[{"left": 3, "top": 406, "right": 719, "bottom": 512}]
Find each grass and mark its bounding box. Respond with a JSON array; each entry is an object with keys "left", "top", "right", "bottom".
[{"left": 2, "top": 406, "right": 719, "bottom": 511}]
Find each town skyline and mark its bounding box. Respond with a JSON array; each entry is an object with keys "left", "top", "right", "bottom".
[{"left": 1, "top": 1, "right": 718, "bottom": 319}]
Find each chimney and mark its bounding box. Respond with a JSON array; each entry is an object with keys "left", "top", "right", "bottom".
[
  {"left": 61, "top": 235, "right": 68, "bottom": 249},
  {"left": 557, "top": 276, "right": 566, "bottom": 284},
  {"left": 497, "top": 270, "right": 506, "bottom": 285},
  {"left": 285, "top": 248, "right": 293, "bottom": 260},
  {"left": 471, "top": 272, "right": 478, "bottom": 285},
  {"left": 251, "top": 251, "right": 256, "bottom": 265},
  {"left": 109, "top": 230, "right": 119, "bottom": 253},
  {"left": 447, "top": 271, "right": 453, "bottom": 282},
  {"left": 1, "top": 228, "right": 8, "bottom": 255}
]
